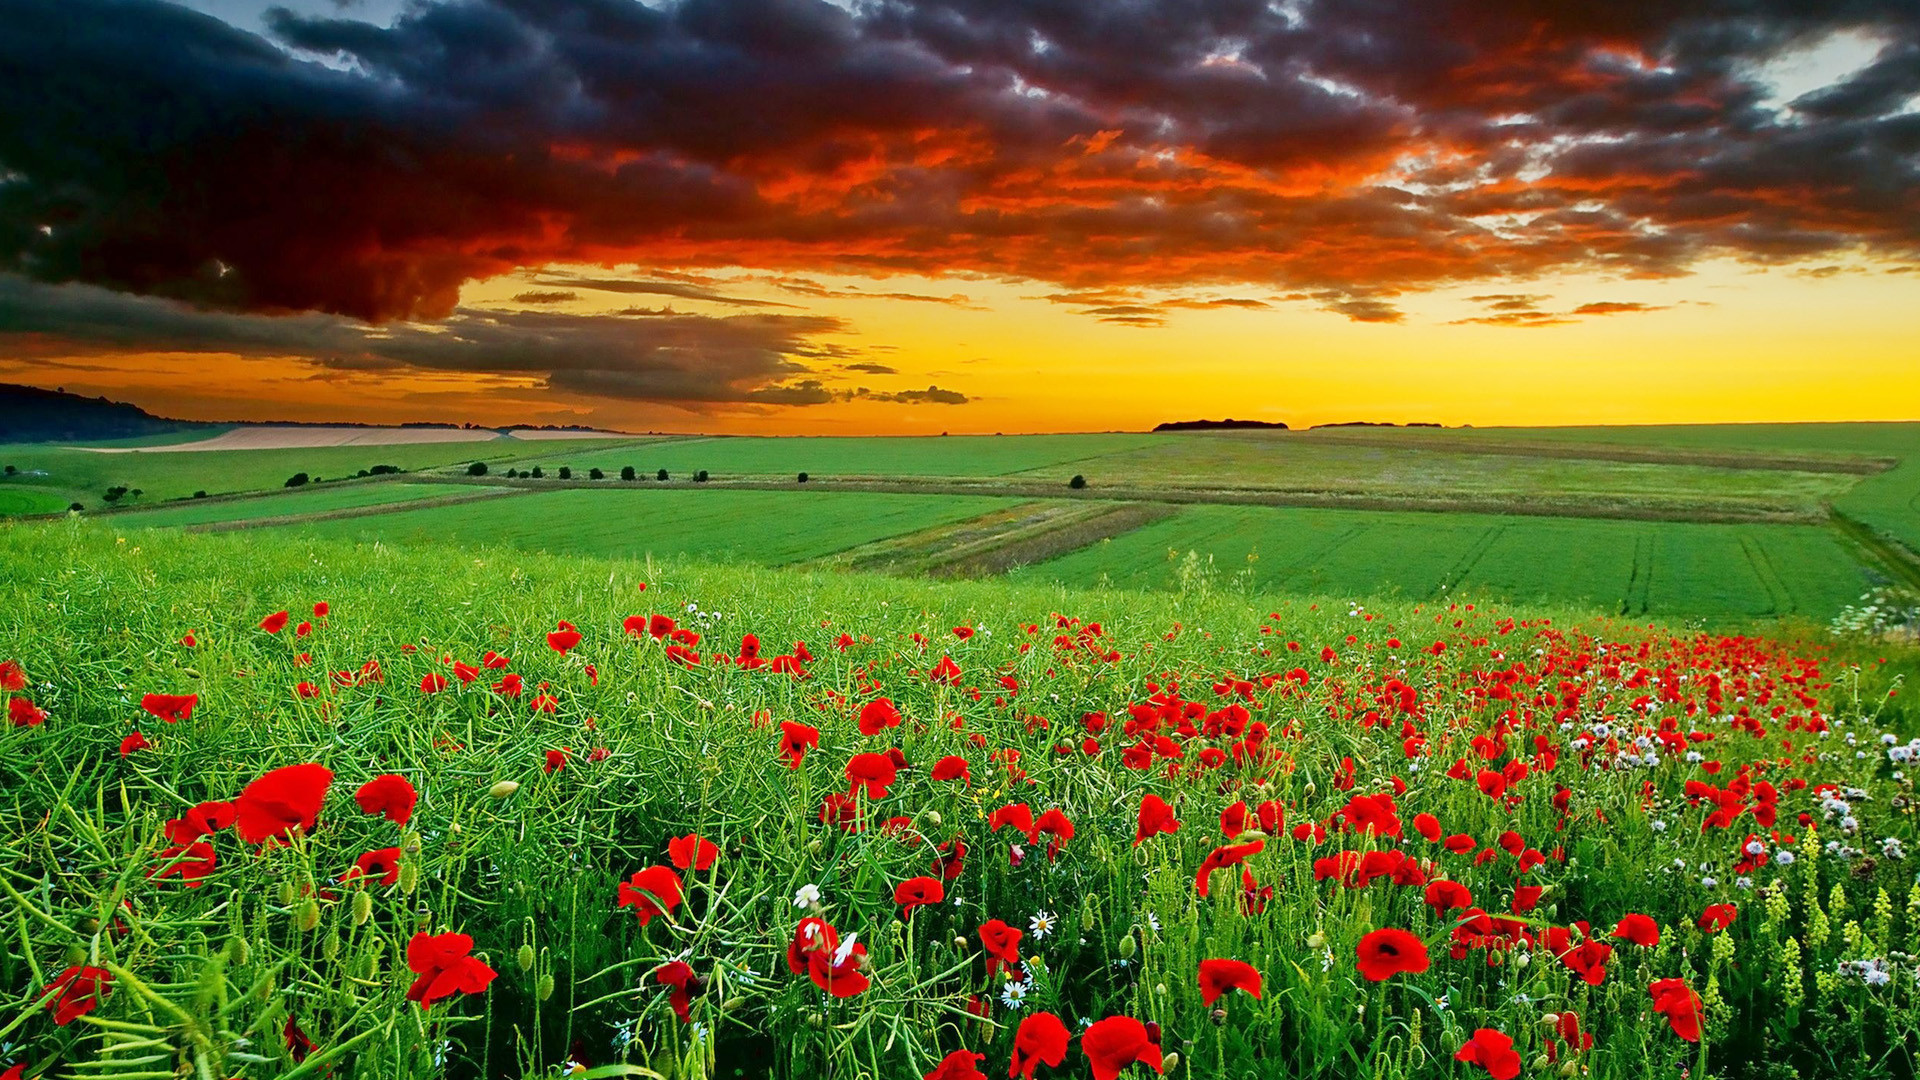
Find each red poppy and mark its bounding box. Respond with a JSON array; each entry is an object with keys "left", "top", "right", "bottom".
[
  {"left": 1194, "top": 839, "right": 1264, "bottom": 897},
  {"left": 1136, "top": 794, "right": 1180, "bottom": 845},
  {"left": 1010, "top": 1012, "right": 1070, "bottom": 1079},
  {"left": 1697, "top": 903, "right": 1738, "bottom": 932},
  {"left": 492, "top": 672, "right": 523, "bottom": 697},
  {"left": 119, "top": 731, "right": 150, "bottom": 756},
  {"left": 1612, "top": 913, "right": 1660, "bottom": 947},
  {"left": 894, "top": 875, "right": 945, "bottom": 917},
  {"left": 616, "top": 866, "right": 684, "bottom": 926},
  {"left": 1545, "top": 926, "right": 1611, "bottom": 986},
  {"left": 1649, "top": 978, "right": 1703, "bottom": 1041},
  {"left": 931, "top": 755, "right": 970, "bottom": 784},
  {"left": 44, "top": 965, "right": 112, "bottom": 1025},
  {"left": 930, "top": 655, "right": 962, "bottom": 685},
  {"left": 1424, "top": 879, "right": 1473, "bottom": 914},
  {"left": 859, "top": 698, "right": 903, "bottom": 736},
  {"left": 284, "top": 1015, "right": 315, "bottom": 1062},
  {"left": 622, "top": 614, "right": 650, "bottom": 636},
  {"left": 234, "top": 763, "right": 333, "bottom": 845},
  {"left": 8, "top": 697, "right": 46, "bottom": 727},
  {"left": 1081, "top": 1016, "right": 1163, "bottom": 1080},
  {"left": 149, "top": 840, "right": 217, "bottom": 886},
  {"left": 420, "top": 673, "right": 448, "bottom": 694},
  {"left": 667, "top": 833, "right": 719, "bottom": 872},
  {"left": 655, "top": 960, "right": 699, "bottom": 1023},
  {"left": 451, "top": 661, "right": 480, "bottom": 684},
  {"left": 259, "top": 610, "right": 289, "bottom": 633},
  {"left": 482, "top": 650, "right": 511, "bottom": 669},
  {"left": 139, "top": 693, "right": 198, "bottom": 724},
  {"left": 1413, "top": 812, "right": 1443, "bottom": 841},
  {"left": 165, "top": 800, "right": 237, "bottom": 844},
  {"left": 1354, "top": 928, "right": 1430, "bottom": 981},
  {"left": 353, "top": 775, "right": 416, "bottom": 826},
  {"left": 1510, "top": 885, "right": 1543, "bottom": 913},
  {"left": 933, "top": 835, "right": 967, "bottom": 880},
  {"left": 989, "top": 802, "right": 1036, "bottom": 843},
  {"left": 405, "top": 932, "right": 496, "bottom": 1009},
  {"left": 646, "top": 614, "right": 675, "bottom": 639},
  {"left": 778, "top": 721, "right": 820, "bottom": 769},
  {"left": 845, "top": 752, "right": 899, "bottom": 799},
  {"left": 924, "top": 1049, "right": 987, "bottom": 1080},
  {"left": 1197, "top": 958, "right": 1263, "bottom": 1006},
  {"left": 978, "top": 919, "right": 1023, "bottom": 976},
  {"left": 787, "top": 917, "right": 837, "bottom": 973},
  {"left": 544, "top": 747, "right": 571, "bottom": 773},
  {"left": 547, "top": 626, "right": 583, "bottom": 654},
  {"left": 344, "top": 846, "right": 402, "bottom": 886},
  {"left": 1454, "top": 1028, "right": 1521, "bottom": 1080},
  {"left": 0, "top": 659, "right": 23, "bottom": 690},
  {"left": 1034, "top": 808, "right": 1075, "bottom": 861}
]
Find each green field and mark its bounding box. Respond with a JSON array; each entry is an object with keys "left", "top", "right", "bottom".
[
  {"left": 501, "top": 432, "right": 1164, "bottom": 479},
  {"left": 268, "top": 487, "right": 1016, "bottom": 564},
  {"left": 96, "top": 482, "right": 495, "bottom": 528},
  {"left": 1011, "top": 503, "right": 1875, "bottom": 620}
]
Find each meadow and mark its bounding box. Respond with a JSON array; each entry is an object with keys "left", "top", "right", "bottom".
[{"left": 1, "top": 523, "right": 1915, "bottom": 1080}]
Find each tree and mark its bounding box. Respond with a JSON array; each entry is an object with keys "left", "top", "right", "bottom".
[
  {"left": 504, "top": 468, "right": 517, "bottom": 478},
  {"left": 531, "top": 466, "right": 544, "bottom": 479},
  {"left": 1069, "top": 474, "right": 1087, "bottom": 489},
  {"left": 694, "top": 469, "right": 710, "bottom": 483},
  {"left": 589, "top": 467, "right": 605, "bottom": 480},
  {"left": 193, "top": 490, "right": 208, "bottom": 499},
  {"left": 621, "top": 466, "right": 637, "bottom": 481},
  {"left": 558, "top": 466, "right": 572, "bottom": 480},
  {"left": 68, "top": 502, "right": 83, "bottom": 512},
  {"left": 797, "top": 472, "right": 809, "bottom": 483},
  {"left": 102, "top": 486, "right": 125, "bottom": 503},
  {"left": 657, "top": 468, "right": 670, "bottom": 481},
  {"left": 3, "top": 465, "right": 14, "bottom": 475},
  {"left": 467, "top": 461, "right": 489, "bottom": 477}
]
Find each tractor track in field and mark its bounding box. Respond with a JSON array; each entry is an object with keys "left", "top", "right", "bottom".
[
  {"left": 403, "top": 474, "right": 1827, "bottom": 525},
  {"left": 1829, "top": 508, "right": 1920, "bottom": 591}
]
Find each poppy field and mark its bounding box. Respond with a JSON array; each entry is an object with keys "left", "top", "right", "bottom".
[{"left": 2, "top": 523, "right": 1917, "bottom": 1080}]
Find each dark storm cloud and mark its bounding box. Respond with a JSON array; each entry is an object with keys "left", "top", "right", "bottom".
[
  {"left": 0, "top": 274, "right": 847, "bottom": 407},
  {"left": 0, "top": 0, "right": 1916, "bottom": 335}
]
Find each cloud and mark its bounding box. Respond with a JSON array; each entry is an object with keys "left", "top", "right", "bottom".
[
  {"left": 512, "top": 290, "right": 579, "bottom": 304},
  {"left": 532, "top": 274, "right": 796, "bottom": 308},
  {"left": 0, "top": 274, "right": 847, "bottom": 409},
  {"left": 1453, "top": 293, "right": 1667, "bottom": 326},
  {"left": 1570, "top": 300, "right": 1667, "bottom": 315},
  {"left": 842, "top": 361, "right": 898, "bottom": 374},
  {"left": 852, "top": 384, "right": 970, "bottom": 404},
  {"left": 0, "top": 0, "right": 1914, "bottom": 334}
]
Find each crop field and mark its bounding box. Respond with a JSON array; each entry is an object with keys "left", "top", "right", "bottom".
[
  {"left": 269, "top": 488, "right": 1017, "bottom": 565},
  {"left": 1012, "top": 504, "right": 1877, "bottom": 621},
  {"left": 0, "top": 524, "right": 1914, "bottom": 1080},
  {"left": 504, "top": 433, "right": 1166, "bottom": 480},
  {"left": 95, "top": 483, "right": 509, "bottom": 529}
]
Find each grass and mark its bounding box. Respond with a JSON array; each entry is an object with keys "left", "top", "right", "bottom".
[
  {"left": 0, "top": 523, "right": 1913, "bottom": 1080},
  {"left": 1010, "top": 503, "right": 1878, "bottom": 622},
  {"left": 499, "top": 433, "right": 1165, "bottom": 479},
  {"left": 263, "top": 488, "right": 1018, "bottom": 565},
  {"left": 95, "top": 482, "right": 503, "bottom": 529}
]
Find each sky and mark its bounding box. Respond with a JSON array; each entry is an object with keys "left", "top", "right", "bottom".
[{"left": 0, "top": 0, "right": 1915, "bottom": 434}]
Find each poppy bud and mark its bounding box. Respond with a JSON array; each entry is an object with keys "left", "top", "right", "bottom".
[
  {"left": 489, "top": 780, "right": 520, "bottom": 799},
  {"left": 227, "top": 936, "right": 250, "bottom": 964},
  {"left": 1118, "top": 934, "right": 1137, "bottom": 959},
  {"left": 1532, "top": 1056, "right": 1551, "bottom": 1071},
  {"left": 1539, "top": 1013, "right": 1559, "bottom": 1027},
  {"left": 79, "top": 917, "right": 100, "bottom": 934},
  {"left": 277, "top": 880, "right": 296, "bottom": 904},
  {"left": 399, "top": 861, "right": 419, "bottom": 894},
  {"left": 1306, "top": 932, "right": 1326, "bottom": 949},
  {"left": 919, "top": 810, "right": 944, "bottom": 829},
  {"left": 352, "top": 891, "right": 373, "bottom": 926},
  {"left": 1559, "top": 1062, "right": 1579, "bottom": 1077},
  {"left": 806, "top": 838, "right": 823, "bottom": 853},
  {"left": 724, "top": 997, "right": 745, "bottom": 1013},
  {"left": 537, "top": 973, "right": 555, "bottom": 1001},
  {"left": 1154, "top": 983, "right": 1168, "bottom": 997},
  {"left": 1239, "top": 829, "right": 1269, "bottom": 842},
  {"left": 296, "top": 899, "right": 320, "bottom": 932},
  {"left": 1513, "top": 951, "right": 1530, "bottom": 968},
  {"left": 1211, "top": 1008, "right": 1227, "bottom": 1026},
  {"left": 1161, "top": 1053, "right": 1180, "bottom": 1072},
  {"left": 1144, "top": 1022, "right": 1162, "bottom": 1044},
  {"left": 806, "top": 1011, "right": 825, "bottom": 1028},
  {"left": 953, "top": 937, "right": 970, "bottom": 951},
  {"left": 65, "top": 944, "right": 86, "bottom": 967},
  {"left": 517, "top": 944, "right": 536, "bottom": 971},
  {"left": 324, "top": 929, "right": 341, "bottom": 960}
]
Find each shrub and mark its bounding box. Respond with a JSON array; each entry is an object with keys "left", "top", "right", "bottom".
[
  {"left": 797, "top": 472, "right": 809, "bottom": 483},
  {"left": 67, "top": 501, "right": 82, "bottom": 511},
  {"left": 467, "top": 461, "right": 489, "bottom": 477},
  {"left": 4, "top": 464, "right": 15, "bottom": 475},
  {"left": 1069, "top": 474, "right": 1087, "bottom": 489},
  {"left": 589, "top": 467, "right": 605, "bottom": 480},
  {"left": 369, "top": 465, "right": 401, "bottom": 476},
  {"left": 530, "top": 466, "right": 544, "bottom": 479},
  {"left": 558, "top": 466, "right": 572, "bottom": 480},
  {"left": 694, "top": 469, "right": 710, "bottom": 483},
  {"left": 621, "top": 466, "right": 637, "bottom": 481},
  {"left": 657, "top": 468, "right": 670, "bottom": 481},
  {"left": 285, "top": 473, "right": 309, "bottom": 488},
  {"left": 193, "top": 490, "right": 208, "bottom": 499},
  {"left": 504, "top": 469, "right": 518, "bottom": 478}
]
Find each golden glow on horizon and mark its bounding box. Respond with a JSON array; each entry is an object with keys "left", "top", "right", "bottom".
[{"left": 5, "top": 258, "right": 1916, "bottom": 434}]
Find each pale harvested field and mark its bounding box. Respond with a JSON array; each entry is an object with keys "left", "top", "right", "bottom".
[{"left": 76, "top": 425, "right": 628, "bottom": 451}]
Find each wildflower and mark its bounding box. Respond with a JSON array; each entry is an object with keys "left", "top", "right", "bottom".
[
  {"left": 119, "top": 731, "right": 150, "bottom": 756},
  {"left": 1197, "top": 958, "right": 1262, "bottom": 1006},
  {"left": 405, "top": 932, "right": 496, "bottom": 1009},
  {"left": 979, "top": 919, "right": 1024, "bottom": 976},
  {"left": 792, "top": 883, "right": 821, "bottom": 908},
  {"left": 616, "top": 867, "right": 685, "bottom": 926},
  {"left": 8, "top": 697, "right": 46, "bottom": 726},
  {"left": 1613, "top": 913, "right": 1660, "bottom": 947},
  {"left": 1649, "top": 978, "right": 1703, "bottom": 1041},
  {"left": 1029, "top": 910, "right": 1058, "bottom": 939},
  {"left": 354, "top": 774, "right": 417, "bottom": 826},
  {"left": 1010, "top": 1013, "right": 1070, "bottom": 1079},
  {"left": 139, "top": 692, "right": 197, "bottom": 724},
  {"left": 859, "top": 698, "right": 903, "bottom": 736},
  {"left": 344, "top": 847, "right": 402, "bottom": 886},
  {"left": 1081, "top": 1016, "right": 1163, "bottom": 1080},
  {"left": 1454, "top": 1028, "right": 1521, "bottom": 1080},
  {"left": 895, "top": 876, "right": 945, "bottom": 918},
  {"left": 1355, "top": 928, "right": 1430, "bottom": 981},
  {"left": 846, "top": 752, "right": 899, "bottom": 799},
  {"left": 778, "top": 721, "right": 820, "bottom": 769},
  {"left": 259, "top": 610, "right": 289, "bottom": 633},
  {"left": 924, "top": 1050, "right": 988, "bottom": 1080},
  {"left": 234, "top": 763, "right": 333, "bottom": 845},
  {"left": 654, "top": 961, "right": 699, "bottom": 1023},
  {"left": 667, "top": 834, "right": 719, "bottom": 873},
  {"left": 44, "top": 966, "right": 112, "bottom": 1025}
]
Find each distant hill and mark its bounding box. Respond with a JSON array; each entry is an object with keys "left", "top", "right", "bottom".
[
  {"left": 0, "top": 383, "right": 210, "bottom": 444},
  {"left": 1153, "top": 418, "right": 1290, "bottom": 432}
]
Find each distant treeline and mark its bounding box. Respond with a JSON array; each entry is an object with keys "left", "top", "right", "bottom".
[
  {"left": 0, "top": 383, "right": 209, "bottom": 444},
  {"left": 1152, "top": 419, "right": 1290, "bottom": 432}
]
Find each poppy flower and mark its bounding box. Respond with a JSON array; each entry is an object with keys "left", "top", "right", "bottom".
[
  {"left": 978, "top": 919, "right": 1023, "bottom": 976},
  {"left": 482, "top": 651, "right": 511, "bottom": 669},
  {"left": 344, "top": 847, "right": 402, "bottom": 886},
  {"left": 1034, "top": 808, "right": 1074, "bottom": 860},
  {"left": 1197, "top": 958, "right": 1263, "bottom": 1006},
  {"left": 44, "top": 965, "right": 112, "bottom": 1025},
  {"left": 930, "top": 655, "right": 962, "bottom": 685},
  {"left": 1194, "top": 839, "right": 1264, "bottom": 897},
  {"left": 1010, "top": 1012, "right": 1070, "bottom": 1079},
  {"left": 284, "top": 1015, "right": 315, "bottom": 1062},
  {"left": 933, "top": 835, "right": 967, "bottom": 880},
  {"left": 119, "top": 731, "right": 150, "bottom": 756},
  {"left": 1454, "top": 1028, "right": 1521, "bottom": 1080},
  {"left": 1649, "top": 977, "right": 1703, "bottom": 1041},
  {"left": 1136, "top": 794, "right": 1180, "bottom": 845},
  {"left": 354, "top": 775, "right": 417, "bottom": 826},
  {"left": 779, "top": 721, "right": 819, "bottom": 769},
  {"left": 139, "top": 693, "right": 198, "bottom": 724},
  {"left": 1355, "top": 928, "right": 1430, "bottom": 981},
  {"left": 1544, "top": 926, "right": 1611, "bottom": 986},
  {"left": 1612, "top": 913, "right": 1660, "bottom": 947},
  {"left": 893, "top": 875, "right": 945, "bottom": 918},
  {"left": 655, "top": 960, "right": 699, "bottom": 1023},
  {"left": 622, "top": 615, "right": 650, "bottom": 636},
  {"left": 647, "top": 614, "right": 676, "bottom": 639},
  {"left": 989, "top": 803, "right": 1036, "bottom": 842},
  {"left": 1510, "top": 885, "right": 1543, "bottom": 913},
  {"left": 667, "top": 833, "right": 719, "bottom": 873},
  {"left": 1413, "top": 812, "right": 1443, "bottom": 841},
  {"left": 544, "top": 748, "right": 571, "bottom": 773},
  {"left": 1424, "top": 879, "right": 1473, "bottom": 914},
  {"left": 859, "top": 698, "right": 903, "bottom": 736},
  {"left": 931, "top": 755, "right": 970, "bottom": 784},
  {"left": 259, "top": 610, "right": 289, "bottom": 633},
  {"left": 234, "top": 763, "right": 333, "bottom": 845},
  {"left": 845, "top": 753, "right": 899, "bottom": 799},
  {"left": 492, "top": 672, "right": 523, "bottom": 697},
  {"left": 616, "top": 866, "right": 684, "bottom": 926},
  {"left": 420, "top": 673, "right": 448, "bottom": 694},
  {"left": 8, "top": 697, "right": 46, "bottom": 727},
  {"left": 787, "top": 917, "right": 838, "bottom": 974},
  {"left": 1697, "top": 903, "right": 1737, "bottom": 932},
  {"left": 924, "top": 1049, "right": 987, "bottom": 1080},
  {"left": 149, "top": 841, "right": 217, "bottom": 886},
  {"left": 1081, "top": 1016, "right": 1163, "bottom": 1080},
  {"left": 0, "top": 659, "right": 23, "bottom": 690},
  {"left": 547, "top": 626, "right": 583, "bottom": 654},
  {"left": 404, "top": 932, "right": 497, "bottom": 1009},
  {"left": 452, "top": 661, "right": 480, "bottom": 684}
]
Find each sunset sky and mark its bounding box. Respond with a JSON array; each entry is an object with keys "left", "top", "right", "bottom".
[{"left": 0, "top": 0, "right": 1915, "bottom": 434}]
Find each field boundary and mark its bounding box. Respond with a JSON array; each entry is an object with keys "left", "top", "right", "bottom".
[
  {"left": 177, "top": 488, "right": 527, "bottom": 533},
  {"left": 1829, "top": 508, "right": 1920, "bottom": 591},
  {"left": 1284, "top": 430, "right": 1897, "bottom": 474}
]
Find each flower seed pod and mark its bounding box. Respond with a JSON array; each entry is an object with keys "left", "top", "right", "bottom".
[
  {"left": 227, "top": 936, "right": 251, "bottom": 965},
  {"left": 1153, "top": 983, "right": 1168, "bottom": 997},
  {"left": 517, "top": 944, "right": 536, "bottom": 972},
  {"left": 1118, "top": 934, "right": 1138, "bottom": 960},
  {"left": 1531, "top": 1056, "right": 1551, "bottom": 1071},
  {"left": 296, "top": 899, "right": 321, "bottom": 932},
  {"left": 1210, "top": 1008, "right": 1227, "bottom": 1026},
  {"left": 919, "top": 810, "right": 943, "bottom": 829},
  {"left": 323, "top": 929, "right": 341, "bottom": 960},
  {"left": 537, "top": 973, "right": 555, "bottom": 1000},
  {"left": 352, "top": 891, "right": 373, "bottom": 926},
  {"left": 399, "top": 860, "right": 419, "bottom": 894},
  {"left": 1160, "top": 1052, "right": 1180, "bottom": 1073},
  {"left": 489, "top": 780, "right": 520, "bottom": 799},
  {"left": 277, "top": 880, "right": 296, "bottom": 905}
]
